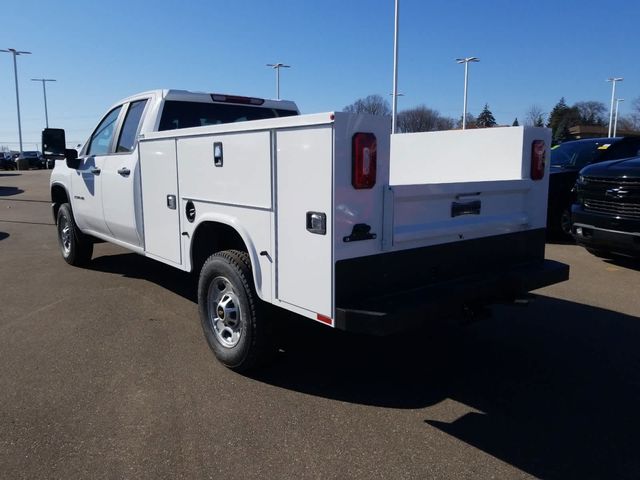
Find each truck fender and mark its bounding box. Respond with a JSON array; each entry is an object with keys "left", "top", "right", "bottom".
[
  {"left": 50, "top": 181, "right": 71, "bottom": 223},
  {"left": 188, "top": 213, "right": 267, "bottom": 301}
]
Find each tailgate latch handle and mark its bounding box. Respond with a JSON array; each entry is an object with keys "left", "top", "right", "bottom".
[
  {"left": 343, "top": 223, "right": 376, "bottom": 243},
  {"left": 451, "top": 200, "right": 481, "bottom": 217},
  {"left": 213, "top": 142, "right": 223, "bottom": 167},
  {"left": 306, "top": 212, "right": 327, "bottom": 235}
]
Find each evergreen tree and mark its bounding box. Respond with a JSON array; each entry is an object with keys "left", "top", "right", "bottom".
[
  {"left": 547, "top": 97, "right": 580, "bottom": 142},
  {"left": 476, "top": 104, "right": 497, "bottom": 128},
  {"left": 512, "top": 117, "right": 519, "bottom": 126}
]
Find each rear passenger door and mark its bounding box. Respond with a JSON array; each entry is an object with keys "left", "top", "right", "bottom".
[{"left": 101, "top": 99, "right": 149, "bottom": 247}]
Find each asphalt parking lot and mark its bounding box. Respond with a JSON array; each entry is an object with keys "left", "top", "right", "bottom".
[{"left": 1, "top": 170, "right": 640, "bottom": 480}]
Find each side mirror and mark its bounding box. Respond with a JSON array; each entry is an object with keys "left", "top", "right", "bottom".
[
  {"left": 42, "top": 128, "right": 67, "bottom": 159},
  {"left": 42, "top": 128, "right": 81, "bottom": 169},
  {"left": 65, "top": 149, "right": 80, "bottom": 169}
]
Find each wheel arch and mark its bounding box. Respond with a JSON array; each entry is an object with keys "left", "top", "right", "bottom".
[
  {"left": 51, "top": 182, "right": 70, "bottom": 224},
  {"left": 189, "top": 216, "right": 266, "bottom": 300}
]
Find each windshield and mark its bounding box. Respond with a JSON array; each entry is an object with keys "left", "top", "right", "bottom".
[{"left": 550, "top": 141, "right": 613, "bottom": 168}]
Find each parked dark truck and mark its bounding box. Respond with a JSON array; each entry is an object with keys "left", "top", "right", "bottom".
[
  {"left": 572, "top": 156, "right": 640, "bottom": 258},
  {"left": 548, "top": 137, "right": 640, "bottom": 236}
]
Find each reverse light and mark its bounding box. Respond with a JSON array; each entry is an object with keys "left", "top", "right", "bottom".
[
  {"left": 352, "top": 133, "right": 377, "bottom": 189},
  {"left": 531, "top": 140, "right": 546, "bottom": 180}
]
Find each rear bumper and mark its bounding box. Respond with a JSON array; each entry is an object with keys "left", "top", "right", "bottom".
[{"left": 334, "top": 254, "right": 569, "bottom": 336}]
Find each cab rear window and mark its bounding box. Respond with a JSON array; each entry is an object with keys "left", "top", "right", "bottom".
[{"left": 159, "top": 101, "right": 298, "bottom": 131}]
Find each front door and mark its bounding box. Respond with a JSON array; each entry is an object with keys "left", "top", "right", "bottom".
[
  {"left": 70, "top": 155, "right": 107, "bottom": 235},
  {"left": 71, "top": 105, "right": 124, "bottom": 236}
]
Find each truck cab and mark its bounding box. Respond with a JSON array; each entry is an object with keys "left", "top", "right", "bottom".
[{"left": 51, "top": 89, "right": 298, "bottom": 251}]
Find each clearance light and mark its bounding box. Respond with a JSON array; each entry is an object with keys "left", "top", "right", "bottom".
[{"left": 210, "top": 94, "right": 265, "bottom": 105}]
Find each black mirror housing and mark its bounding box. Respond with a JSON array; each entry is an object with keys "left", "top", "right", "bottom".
[
  {"left": 42, "top": 128, "right": 81, "bottom": 169},
  {"left": 42, "top": 128, "right": 67, "bottom": 159},
  {"left": 65, "top": 149, "right": 80, "bottom": 169}
]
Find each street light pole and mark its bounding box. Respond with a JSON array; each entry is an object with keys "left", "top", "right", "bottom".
[
  {"left": 1, "top": 48, "right": 32, "bottom": 158},
  {"left": 266, "top": 63, "right": 291, "bottom": 99},
  {"left": 613, "top": 98, "right": 624, "bottom": 137},
  {"left": 391, "top": 0, "right": 400, "bottom": 134},
  {"left": 607, "top": 77, "right": 623, "bottom": 138},
  {"left": 456, "top": 57, "right": 479, "bottom": 130},
  {"left": 31, "top": 78, "right": 56, "bottom": 128}
]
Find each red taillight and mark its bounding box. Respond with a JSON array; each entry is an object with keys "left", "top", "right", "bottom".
[
  {"left": 531, "top": 140, "right": 546, "bottom": 180},
  {"left": 352, "top": 133, "right": 377, "bottom": 189}
]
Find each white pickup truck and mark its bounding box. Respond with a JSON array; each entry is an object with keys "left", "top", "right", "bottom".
[{"left": 43, "top": 89, "right": 568, "bottom": 371}]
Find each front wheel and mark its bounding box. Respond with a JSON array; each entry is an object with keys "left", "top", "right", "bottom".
[
  {"left": 56, "top": 203, "right": 93, "bottom": 266},
  {"left": 559, "top": 208, "right": 572, "bottom": 236},
  {"left": 198, "top": 250, "right": 272, "bottom": 372}
]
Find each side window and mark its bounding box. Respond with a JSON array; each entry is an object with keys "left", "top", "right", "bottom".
[
  {"left": 116, "top": 100, "right": 148, "bottom": 153},
  {"left": 88, "top": 106, "right": 123, "bottom": 156}
]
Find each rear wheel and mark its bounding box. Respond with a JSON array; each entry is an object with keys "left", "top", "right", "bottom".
[
  {"left": 56, "top": 203, "right": 93, "bottom": 266},
  {"left": 198, "top": 250, "right": 272, "bottom": 372}
]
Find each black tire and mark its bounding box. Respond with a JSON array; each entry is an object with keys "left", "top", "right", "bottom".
[
  {"left": 586, "top": 247, "right": 611, "bottom": 259},
  {"left": 56, "top": 203, "right": 93, "bottom": 266},
  {"left": 559, "top": 208, "right": 572, "bottom": 236},
  {"left": 198, "top": 250, "right": 272, "bottom": 372}
]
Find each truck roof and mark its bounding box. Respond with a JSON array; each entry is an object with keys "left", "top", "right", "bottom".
[{"left": 117, "top": 89, "right": 299, "bottom": 113}]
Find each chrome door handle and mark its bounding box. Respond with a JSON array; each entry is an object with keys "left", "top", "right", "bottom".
[
  {"left": 90, "top": 167, "right": 101, "bottom": 175},
  {"left": 117, "top": 167, "right": 131, "bottom": 176}
]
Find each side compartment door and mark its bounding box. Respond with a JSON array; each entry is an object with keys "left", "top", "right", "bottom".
[
  {"left": 102, "top": 99, "right": 148, "bottom": 247},
  {"left": 71, "top": 105, "right": 124, "bottom": 235},
  {"left": 139, "top": 138, "right": 182, "bottom": 265},
  {"left": 276, "top": 127, "right": 333, "bottom": 318}
]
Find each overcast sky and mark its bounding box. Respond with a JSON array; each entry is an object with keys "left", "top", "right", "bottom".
[{"left": 1, "top": 0, "right": 639, "bottom": 150}]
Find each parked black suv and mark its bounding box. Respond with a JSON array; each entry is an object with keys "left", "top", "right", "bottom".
[
  {"left": 548, "top": 137, "right": 640, "bottom": 235},
  {"left": 572, "top": 156, "right": 640, "bottom": 258}
]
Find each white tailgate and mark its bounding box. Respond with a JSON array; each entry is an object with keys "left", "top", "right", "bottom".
[
  {"left": 384, "top": 126, "right": 551, "bottom": 250},
  {"left": 384, "top": 180, "right": 533, "bottom": 248}
]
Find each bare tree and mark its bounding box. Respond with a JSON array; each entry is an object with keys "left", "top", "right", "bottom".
[
  {"left": 525, "top": 104, "right": 546, "bottom": 127},
  {"left": 573, "top": 101, "right": 606, "bottom": 125},
  {"left": 397, "top": 106, "right": 454, "bottom": 133},
  {"left": 627, "top": 97, "right": 640, "bottom": 130},
  {"left": 456, "top": 113, "right": 477, "bottom": 129},
  {"left": 343, "top": 95, "right": 391, "bottom": 116},
  {"left": 615, "top": 98, "right": 640, "bottom": 132},
  {"left": 616, "top": 116, "right": 636, "bottom": 132}
]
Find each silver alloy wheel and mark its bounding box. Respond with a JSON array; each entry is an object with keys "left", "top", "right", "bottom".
[
  {"left": 59, "top": 215, "right": 72, "bottom": 256},
  {"left": 207, "top": 276, "right": 243, "bottom": 348}
]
